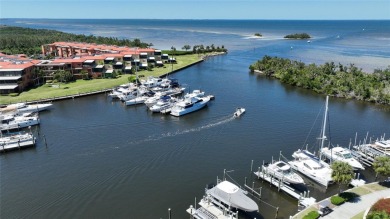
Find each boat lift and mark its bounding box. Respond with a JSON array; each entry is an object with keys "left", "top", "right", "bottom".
[{"left": 248, "top": 155, "right": 316, "bottom": 208}]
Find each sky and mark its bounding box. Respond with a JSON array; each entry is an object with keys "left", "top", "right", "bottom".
[{"left": 0, "top": 0, "right": 389, "bottom": 20}]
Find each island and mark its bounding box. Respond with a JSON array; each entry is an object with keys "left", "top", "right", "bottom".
[
  {"left": 254, "top": 33, "right": 262, "bottom": 37},
  {"left": 249, "top": 55, "right": 390, "bottom": 105},
  {"left": 284, "top": 33, "right": 311, "bottom": 39}
]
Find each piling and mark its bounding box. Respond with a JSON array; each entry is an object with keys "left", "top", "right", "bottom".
[{"left": 43, "top": 134, "right": 47, "bottom": 147}]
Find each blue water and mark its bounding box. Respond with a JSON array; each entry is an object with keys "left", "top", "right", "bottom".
[{"left": 2, "top": 19, "right": 389, "bottom": 72}]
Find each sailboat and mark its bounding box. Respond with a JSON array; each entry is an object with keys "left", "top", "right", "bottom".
[{"left": 288, "top": 96, "right": 333, "bottom": 187}]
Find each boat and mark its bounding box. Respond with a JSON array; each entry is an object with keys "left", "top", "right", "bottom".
[
  {"left": 0, "top": 132, "right": 36, "bottom": 152},
  {"left": 321, "top": 146, "right": 365, "bottom": 170},
  {"left": 233, "top": 107, "right": 245, "bottom": 118},
  {"left": 170, "top": 96, "right": 211, "bottom": 117},
  {"left": 1, "top": 102, "right": 52, "bottom": 114},
  {"left": 149, "top": 96, "right": 176, "bottom": 113},
  {"left": 288, "top": 150, "right": 333, "bottom": 187},
  {"left": 288, "top": 96, "right": 333, "bottom": 187},
  {"left": 262, "top": 160, "right": 305, "bottom": 185},
  {"left": 353, "top": 138, "right": 390, "bottom": 162},
  {"left": 1, "top": 114, "right": 40, "bottom": 131},
  {"left": 206, "top": 180, "right": 258, "bottom": 212},
  {"left": 108, "top": 83, "right": 137, "bottom": 99},
  {"left": 125, "top": 90, "right": 154, "bottom": 106}
]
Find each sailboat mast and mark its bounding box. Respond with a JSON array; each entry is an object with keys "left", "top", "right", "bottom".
[{"left": 319, "top": 96, "right": 329, "bottom": 160}]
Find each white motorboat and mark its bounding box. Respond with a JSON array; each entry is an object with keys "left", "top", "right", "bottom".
[
  {"left": 184, "top": 89, "right": 205, "bottom": 99},
  {"left": 233, "top": 107, "right": 245, "bottom": 118},
  {"left": 321, "top": 146, "right": 365, "bottom": 170},
  {"left": 125, "top": 96, "right": 149, "bottom": 106},
  {"left": 108, "top": 83, "right": 136, "bottom": 99},
  {"left": 2, "top": 102, "right": 52, "bottom": 114},
  {"left": 289, "top": 149, "right": 333, "bottom": 187},
  {"left": 288, "top": 96, "right": 333, "bottom": 187},
  {"left": 149, "top": 96, "right": 176, "bottom": 113},
  {"left": 0, "top": 132, "right": 36, "bottom": 151},
  {"left": 170, "top": 96, "right": 210, "bottom": 117},
  {"left": 262, "top": 160, "right": 305, "bottom": 185},
  {"left": 206, "top": 180, "right": 258, "bottom": 212},
  {"left": 1, "top": 114, "right": 40, "bottom": 131}
]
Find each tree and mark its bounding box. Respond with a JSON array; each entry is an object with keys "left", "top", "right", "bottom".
[
  {"left": 331, "top": 161, "right": 354, "bottom": 193},
  {"left": 80, "top": 70, "right": 89, "bottom": 80},
  {"left": 373, "top": 156, "right": 390, "bottom": 181},
  {"left": 182, "top": 45, "right": 191, "bottom": 51}
]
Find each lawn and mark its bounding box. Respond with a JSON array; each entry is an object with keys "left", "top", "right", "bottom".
[{"left": 1, "top": 54, "right": 203, "bottom": 105}]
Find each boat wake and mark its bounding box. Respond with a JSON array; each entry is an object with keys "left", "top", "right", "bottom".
[{"left": 128, "top": 115, "right": 235, "bottom": 145}]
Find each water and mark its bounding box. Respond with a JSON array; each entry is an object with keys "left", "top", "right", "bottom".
[{"left": 1, "top": 19, "right": 390, "bottom": 219}]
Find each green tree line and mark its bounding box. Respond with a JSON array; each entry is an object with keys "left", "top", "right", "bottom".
[
  {"left": 0, "top": 25, "right": 149, "bottom": 57},
  {"left": 249, "top": 56, "right": 390, "bottom": 105}
]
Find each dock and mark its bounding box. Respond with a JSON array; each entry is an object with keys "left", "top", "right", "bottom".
[
  {"left": 0, "top": 133, "right": 36, "bottom": 152},
  {"left": 253, "top": 169, "right": 316, "bottom": 207},
  {"left": 187, "top": 196, "right": 238, "bottom": 219}
]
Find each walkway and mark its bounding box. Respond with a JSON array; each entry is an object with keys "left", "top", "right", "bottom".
[{"left": 322, "top": 187, "right": 390, "bottom": 219}]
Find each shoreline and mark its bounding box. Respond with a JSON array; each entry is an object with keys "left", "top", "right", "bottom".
[{"left": 0, "top": 52, "right": 227, "bottom": 105}]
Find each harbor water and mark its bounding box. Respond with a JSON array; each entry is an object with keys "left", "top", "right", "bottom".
[{"left": 1, "top": 19, "right": 390, "bottom": 219}]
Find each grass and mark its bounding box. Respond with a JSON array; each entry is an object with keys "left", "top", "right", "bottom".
[
  {"left": 291, "top": 206, "right": 317, "bottom": 219},
  {"left": 0, "top": 54, "right": 203, "bottom": 105},
  {"left": 351, "top": 211, "right": 365, "bottom": 219}
]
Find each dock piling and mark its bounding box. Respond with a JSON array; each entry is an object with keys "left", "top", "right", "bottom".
[
  {"left": 43, "top": 134, "right": 47, "bottom": 147},
  {"left": 250, "top": 159, "right": 254, "bottom": 173}
]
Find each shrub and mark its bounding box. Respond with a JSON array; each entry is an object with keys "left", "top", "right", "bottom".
[
  {"left": 339, "top": 192, "right": 359, "bottom": 202},
  {"left": 331, "top": 195, "right": 345, "bottom": 205},
  {"left": 371, "top": 198, "right": 390, "bottom": 214},
  {"left": 366, "top": 210, "right": 390, "bottom": 219},
  {"left": 303, "top": 211, "right": 320, "bottom": 219},
  {"left": 9, "top": 93, "right": 19, "bottom": 97}
]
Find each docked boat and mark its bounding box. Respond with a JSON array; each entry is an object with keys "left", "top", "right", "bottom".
[
  {"left": 0, "top": 132, "right": 36, "bottom": 152},
  {"left": 206, "top": 180, "right": 258, "bottom": 212},
  {"left": 289, "top": 150, "right": 333, "bottom": 187},
  {"left": 288, "top": 96, "right": 333, "bottom": 187},
  {"left": 321, "top": 146, "right": 365, "bottom": 170},
  {"left": 2, "top": 102, "right": 52, "bottom": 114},
  {"left": 1, "top": 114, "right": 40, "bottom": 131},
  {"left": 170, "top": 96, "right": 210, "bottom": 117},
  {"left": 108, "top": 83, "right": 137, "bottom": 99},
  {"left": 149, "top": 96, "right": 176, "bottom": 113},
  {"left": 354, "top": 138, "right": 390, "bottom": 157},
  {"left": 262, "top": 160, "right": 305, "bottom": 185},
  {"left": 233, "top": 107, "right": 245, "bottom": 118}
]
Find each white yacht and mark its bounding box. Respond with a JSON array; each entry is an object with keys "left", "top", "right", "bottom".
[
  {"left": 170, "top": 96, "right": 210, "bottom": 117},
  {"left": 0, "top": 132, "right": 36, "bottom": 151},
  {"left": 1, "top": 114, "right": 40, "bottom": 131},
  {"left": 288, "top": 96, "right": 333, "bottom": 187},
  {"left": 108, "top": 83, "right": 136, "bottom": 99},
  {"left": 321, "top": 146, "right": 365, "bottom": 170},
  {"left": 149, "top": 96, "right": 176, "bottom": 113},
  {"left": 206, "top": 180, "right": 258, "bottom": 212},
  {"left": 289, "top": 149, "right": 333, "bottom": 187},
  {"left": 261, "top": 160, "right": 305, "bottom": 185},
  {"left": 2, "top": 102, "right": 52, "bottom": 114}
]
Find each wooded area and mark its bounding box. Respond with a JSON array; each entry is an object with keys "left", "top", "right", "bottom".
[
  {"left": 0, "top": 25, "right": 149, "bottom": 57},
  {"left": 250, "top": 55, "right": 390, "bottom": 104}
]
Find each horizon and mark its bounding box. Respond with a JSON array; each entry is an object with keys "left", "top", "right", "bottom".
[{"left": 1, "top": 0, "right": 389, "bottom": 20}]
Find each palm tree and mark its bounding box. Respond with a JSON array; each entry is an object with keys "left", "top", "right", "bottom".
[
  {"left": 373, "top": 156, "right": 390, "bottom": 181},
  {"left": 331, "top": 161, "right": 354, "bottom": 193}
]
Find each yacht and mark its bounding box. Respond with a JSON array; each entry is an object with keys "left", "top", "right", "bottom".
[
  {"left": 261, "top": 160, "right": 305, "bottom": 185},
  {"left": 206, "top": 180, "right": 258, "bottom": 212},
  {"left": 0, "top": 132, "right": 36, "bottom": 151},
  {"left": 289, "top": 149, "right": 333, "bottom": 187},
  {"left": 288, "top": 96, "right": 333, "bottom": 187},
  {"left": 108, "top": 83, "right": 136, "bottom": 99},
  {"left": 1, "top": 114, "right": 40, "bottom": 131},
  {"left": 149, "top": 96, "right": 176, "bottom": 113},
  {"left": 321, "top": 146, "right": 365, "bottom": 170},
  {"left": 170, "top": 96, "right": 210, "bottom": 117},
  {"left": 2, "top": 102, "right": 52, "bottom": 114}
]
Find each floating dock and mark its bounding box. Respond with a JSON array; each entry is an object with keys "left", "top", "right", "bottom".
[{"left": 0, "top": 133, "right": 36, "bottom": 152}]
